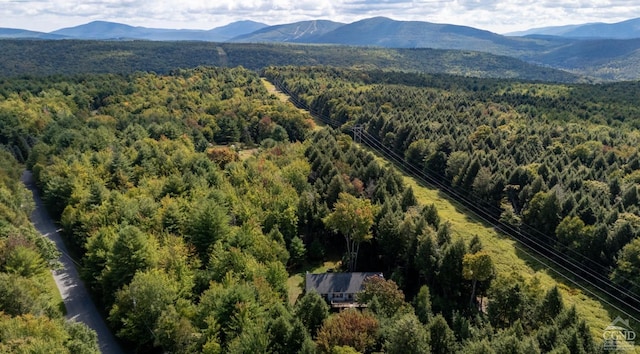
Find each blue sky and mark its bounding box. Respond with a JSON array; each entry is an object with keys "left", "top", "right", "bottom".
[{"left": 1, "top": 0, "right": 639, "bottom": 34}]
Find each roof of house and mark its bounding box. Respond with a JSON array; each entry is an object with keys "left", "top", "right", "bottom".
[{"left": 305, "top": 272, "right": 383, "bottom": 295}]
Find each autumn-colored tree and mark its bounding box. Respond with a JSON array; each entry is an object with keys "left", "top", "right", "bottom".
[
  {"left": 206, "top": 146, "right": 239, "bottom": 168},
  {"left": 323, "top": 192, "right": 377, "bottom": 271},
  {"left": 316, "top": 309, "right": 379, "bottom": 353}
]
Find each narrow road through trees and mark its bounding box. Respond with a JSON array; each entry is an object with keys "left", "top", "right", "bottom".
[{"left": 21, "top": 171, "right": 125, "bottom": 354}]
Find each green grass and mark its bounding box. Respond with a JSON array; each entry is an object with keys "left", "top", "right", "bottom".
[
  {"left": 287, "top": 260, "right": 341, "bottom": 306},
  {"left": 402, "top": 175, "right": 625, "bottom": 342},
  {"left": 350, "top": 145, "right": 633, "bottom": 343},
  {"left": 270, "top": 82, "right": 633, "bottom": 345},
  {"left": 39, "top": 271, "right": 65, "bottom": 316},
  {"left": 261, "top": 78, "right": 324, "bottom": 131}
]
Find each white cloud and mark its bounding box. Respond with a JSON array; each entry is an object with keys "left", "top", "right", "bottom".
[{"left": 0, "top": 0, "right": 639, "bottom": 33}]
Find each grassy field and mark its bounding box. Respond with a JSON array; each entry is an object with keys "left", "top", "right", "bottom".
[{"left": 40, "top": 271, "right": 65, "bottom": 315}]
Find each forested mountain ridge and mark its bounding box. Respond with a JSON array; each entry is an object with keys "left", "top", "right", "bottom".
[
  {"left": 509, "top": 17, "right": 640, "bottom": 39},
  {"left": 0, "top": 66, "right": 610, "bottom": 352},
  {"left": 0, "top": 40, "right": 582, "bottom": 82},
  {"left": 41, "top": 20, "right": 268, "bottom": 41},
  {"left": 231, "top": 20, "right": 344, "bottom": 43},
  {"left": 233, "top": 16, "right": 531, "bottom": 53},
  {"left": 5, "top": 16, "right": 640, "bottom": 80},
  {"left": 521, "top": 37, "right": 640, "bottom": 81}
]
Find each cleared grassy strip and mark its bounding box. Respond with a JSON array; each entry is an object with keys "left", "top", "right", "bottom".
[
  {"left": 402, "top": 175, "right": 618, "bottom": 341},
  {"left": 268, "top": 79, "right": 629, "bottom": 343},
  {"left": 261, "top": 78, "right": 324, "bottom": 131},
  {"left": 39, "top": 271, "right": 66, "bottom": 316},
  {"left": 262, "top": 78, "right": 292, "bottom": 103},
  {"left": 353, "top": 140, "right": 631, "bottom": 340}
]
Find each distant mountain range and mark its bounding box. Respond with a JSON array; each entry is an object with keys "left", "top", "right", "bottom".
[
  {"left": 4, "top": 16, "right": 640, "bottom": 42},
  {"left": 1, "top": 20, "right": 268, "bottom": 42},
  {"left": 508, "top": 18, "right": 640, "bottom": 39},
  {"left": 239, "top": 17, "right": 531, "bottom": 53},
  {"left": 0, "top": 28, "right": 66, "bottom": 40},
  {"left": 3, "top": 17, "right": 640, "bottom": 81}
]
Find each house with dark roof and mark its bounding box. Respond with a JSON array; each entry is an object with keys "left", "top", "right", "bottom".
[{"left": 305, "top": 272, "right": 383, "bottom": 308}]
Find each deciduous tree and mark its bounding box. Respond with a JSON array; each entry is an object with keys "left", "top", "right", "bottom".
[
  {"left": 323, "top": 192, "right": 377, "bottom": 271},
  {"left": 316, "top": 309, "right": 379, "bottom": 353},
  {"left": 462, "top": 251, "right": 495, "bottom": 308}
]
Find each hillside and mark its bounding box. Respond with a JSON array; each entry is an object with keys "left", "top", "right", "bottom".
[
  {"left": 305, "top": 17, "right": 543, "bottom": 55},
  {"left": 231, "top": 20, "right": 344, "bottom": 43},
  {"left": 523, "top": 38, "right": 640, "bottom": 81},
  {"left": 4, "top": 17, "right": 640, "bottom": 80},
  {"left": 510, "top": 17, "right": 640, "bottom": 39},
  {"left": 0, "top": 28, "right": 66, "bottom": 39},
  {"left": 209, "top": 20, "right": 267, "bottom": 41},
  {"left": 49, "top": 20, "right": 267, "bottom": 41},
  {"left": 0, "top": 40, "right": 582, "bottom": 82}
]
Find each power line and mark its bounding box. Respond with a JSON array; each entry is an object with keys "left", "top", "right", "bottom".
[
  {"left": 268, "top": 76, "right": 640, "bottom": 321},
  {"left": 278, "top": 76, "right": 640, "bottom": 301},
  {"left": 357, "top": 130, "right": 640, "bottom": 322},
  {"left": 357, "top": 128, "right": 640, "bottom": 303}
]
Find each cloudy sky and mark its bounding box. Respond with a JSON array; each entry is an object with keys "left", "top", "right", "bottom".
[{"left": 1, "top": 0, "right": 639, "bottom": 34}]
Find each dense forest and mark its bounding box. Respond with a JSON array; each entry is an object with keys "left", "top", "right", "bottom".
[
  {"left": 0, "top": 40, "right": 581, "bottom": 83},
  {"left": 264, "top": 66, "right": 640, "bottom": 309},
  {"left": 0, "top": 151, "right": 99, "bottom": 351},
  {"left": 0, "top": 65, "right": 631, "bottom": 353}
]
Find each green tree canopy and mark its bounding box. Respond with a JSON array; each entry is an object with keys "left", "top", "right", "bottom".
[
  {"left": 323, "top": 192, "right": 377, "bottom": 271},
  {"left": 108, "top": 269, "right": 180, "bottom": 350},
  {"left": 462, "top": 251, "right": 495, "bottom": 308},
  {"left": 385, "top": 312, "right": 430, "bottom": 354}
]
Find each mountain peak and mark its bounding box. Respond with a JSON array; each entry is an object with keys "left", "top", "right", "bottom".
[
  {"left": 51, "top": 21, "right": 136, "bottom": 39},
  {"left": 231, "top": 19, "right": 344, "bottom": 43}
]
